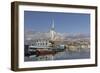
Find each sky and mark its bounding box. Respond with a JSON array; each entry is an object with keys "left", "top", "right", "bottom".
[{"left": 24, "top": 11, "right": 90, "bottom": 34}]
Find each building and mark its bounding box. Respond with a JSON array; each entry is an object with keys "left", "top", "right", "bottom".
[{"left": 29, "top": 19, "right": 57, "bottom": 49}]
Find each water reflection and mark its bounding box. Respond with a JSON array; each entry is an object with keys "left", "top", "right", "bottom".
[{"left": 24, "top": 48, "right": 90, "bottom": 62}]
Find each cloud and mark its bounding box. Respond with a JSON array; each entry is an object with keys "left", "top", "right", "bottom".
[{"left": 24, "top": 30, "right": 90, "bottom": 43}]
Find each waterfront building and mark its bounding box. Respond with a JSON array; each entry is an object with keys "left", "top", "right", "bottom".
[{"left": 29, "top": 19, "right": 57, "bottom": 49}]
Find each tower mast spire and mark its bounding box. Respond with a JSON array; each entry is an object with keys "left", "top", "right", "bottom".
[
  {"left": 50, "top": 19, "right": 55, "bottom": 41},
  {"left": 52, "top": 19, "right": 54, "bottom": 30},
  {"left": 52, "top": 19, "right": 54, "bottom": 29}
]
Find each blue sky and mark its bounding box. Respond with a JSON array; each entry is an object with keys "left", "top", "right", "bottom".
[{"left": 24, "top": 11, "right": 90, "bottom": 34}]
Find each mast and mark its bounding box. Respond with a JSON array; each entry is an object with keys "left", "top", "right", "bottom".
[
  {"left": 52, "top": 19, "right": 54, "bottom": 30},
  {"left": 50, "top": 19, "right": 55, "bottom": 41}
]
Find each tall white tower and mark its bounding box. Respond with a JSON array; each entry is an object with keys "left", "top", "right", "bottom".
[{"left": 50, "top": 19, "right": 55, "bottom": 41}]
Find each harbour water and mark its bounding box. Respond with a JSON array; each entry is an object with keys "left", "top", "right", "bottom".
[{"left": 24, "top": 48, "right": 90, "bottom": 62}]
